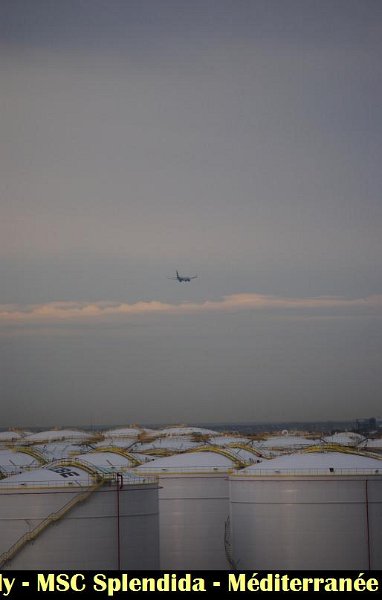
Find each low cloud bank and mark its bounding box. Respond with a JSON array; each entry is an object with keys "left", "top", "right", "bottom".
[{"left": 1, "top": 293, "right": 381, "bottom": 324}]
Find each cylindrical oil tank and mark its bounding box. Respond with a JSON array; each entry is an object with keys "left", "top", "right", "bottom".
[
  {"left": 102, "top": 426, "right": 156, "bottom": 445},
  {"left": 73, "top": 449, "right": 141, "bottom": 470},
  {"left": 229, "top": 452, "right": 382, "bottom": 569},
  {"left": 22, "top": 429, "right": 95, "bottom": 445},
  {"left": 33, "top": 442, "right": 92, "bottom": 462},
  {"left": 135, "top": 449, "right": 242, "bottom": 569},
  {"left": 258, "top": 434, "right": 322, "bottom": 454},
  {"left": 0, "top": 463, "right": 159, "bottom": 570},
  {"left": 130, "top": 436, "right": 204, "bottom": 455},
  {"left": 0, "top": 449, "right": 44, "bottom": 477},
  {"left": 153, "top": 426, "right": 219, "bottom": 438},
  {"left": 322, "top": 432, "right": 366, "bottom": 447},
  {"left": 365, "top": 438, "right": 382, "bottom": 454},
  {"left": 0, "top": 431, "right": 26, "bottom": 445}
]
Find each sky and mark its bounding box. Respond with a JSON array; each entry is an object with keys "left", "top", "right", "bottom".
[{"left": 1, "top": 0, "right": 381, "bottom": 427}]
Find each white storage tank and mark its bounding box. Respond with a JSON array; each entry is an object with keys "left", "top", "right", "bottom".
[
  {"left": 322, "top": 432, "right": 367, "bottom": 448},
  {"left": 258, "top": 434, "right": 322, "bottom": 453},
  {"left": 0, "top": 449, "right": 44, "bottom": 477},
  {"left": 73, "top": 449, "right": 141, "bottom": 470},
  {"left": 154, "top": 426, "right": 219, "bottom": 438},
  {"left": 130, "top": 436, "right": 204, "bottom": 456},
  {"left": 0, "top": 463, "right": 159, "bottom": 570},
  {"left": 103, "top": 426, "right": 156, "bottom": 444},
  {"left": 229, "top": 451, "right": 382, "bottom": 569},
  {"left": 33, "top": 442, "right": 93, "bottom": 462},
  {"left": 209, "top": 435, "right": 252, "bottom": 447},
  {"left": 135, "top": 449, "right": 242, "bottom": 569},
  {"left": 0, "top": 431, "right": 26, "bottom": 446},
  {"left": 365, "top": 438, "right": 382, "bottom": 454},
  {"left": 22, "top": 429, "right": 96, "bottom": 444},
  {"left": 92, "top": 438, "right": 136, "bottom": 451}
]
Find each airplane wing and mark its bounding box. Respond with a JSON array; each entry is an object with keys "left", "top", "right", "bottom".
[
  {"left": 189, "top": 275, "right": 198, "bottom": 279},
  {"left": 167, "top": 276, "right": 179, "bottom": 280}
]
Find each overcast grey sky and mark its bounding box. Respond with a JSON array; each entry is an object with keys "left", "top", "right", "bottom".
[{"left": 1, "top": 0, "right": 381, "bottom": 427}]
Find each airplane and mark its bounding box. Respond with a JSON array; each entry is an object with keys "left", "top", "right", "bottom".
[{"left": 168, "top": 270, "right": 198, "bottom": 282}]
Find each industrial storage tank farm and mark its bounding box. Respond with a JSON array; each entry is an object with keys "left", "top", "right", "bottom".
[{"left": 1, "top": 424, "right": 382, "bottom": 571}]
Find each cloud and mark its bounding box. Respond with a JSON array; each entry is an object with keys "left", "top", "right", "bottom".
[{"left": 1, "top": 293, "right": 382, "bottom": 325}]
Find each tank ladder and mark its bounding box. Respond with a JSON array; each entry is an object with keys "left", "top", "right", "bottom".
[{"left": 0, "top": 480, "right": 103, "bottom": 568}]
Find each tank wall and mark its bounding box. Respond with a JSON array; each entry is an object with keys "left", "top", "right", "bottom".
[
  {"left": 231, "top": 478, "right": 368, "bottom": 504},
  {"left": 368, "top": 479, "right": 382, "bottom": 569},
  {"left": 230, "top": 476, "right": 382, "bottom": 570},
  {"left": 158, "top": 475, "right": 230, "bottom": 570},
  {"left": 0, "top": 489, "right": 83, "bottom": 560},
  {"left": 1, "top": 483, "right": 159, "bottom": 570},
  {"left": 119, "top": 484, "right": 160, "bottom": 569}
]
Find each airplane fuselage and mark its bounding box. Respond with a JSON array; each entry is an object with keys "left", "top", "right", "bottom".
[{"left": 168, "top": 270, "right": 197, "bottom": 282}]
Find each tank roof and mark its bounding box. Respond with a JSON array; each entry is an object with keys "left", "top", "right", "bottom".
[
  {"left": 130, "top": 437, "right": 203, "bottom": 452},
  {"left": 23, "top": 429, "right": 92, "bottom": 443},
  {"left": 365, "top": 438, "right": 382, "bottom": 448},
  {"left": 34, "top": 443, "right": 92, "bottom": 461},
  {"left": 135, "top": 450, "right": 237, "bottom": 473},
  {"left": 93, "top": 439, "right": 136, "bottom": 450},
  {"left": 0, "top": 464, "right": 95, "bottom": 488},
  {"left": 209, "top": 435, "right": 252, "bottom": 446},
  {"left": 0, "top": 449, "right": 41, "bottom": 467},
  {"left": 239, "top": 452, "right": 382, "bottom": 475},
  {"left": 103, "top": 427, "right": 149, "bottom": 438},
  {"left": 153, "top": 426, "right": 219, "bottom": 437},
  {"left": 322, "top": 432, "right": 366, "bottom": 446},
  {"left": 0, "top": 431, "right": 24, "bottom": 442},
  {"left": 259, "top": 435, "right": 321, "bottom": 449},
  {"left": 129, "top": 453, "right": 156, "bottom": 463},
  {"left": 74, "top": 451, "right": 136, "bottom": 469}
]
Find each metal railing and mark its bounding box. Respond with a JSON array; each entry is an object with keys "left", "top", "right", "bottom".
[
  {"left": 0, "top": 477, "right": 93, "bottom": 489},
  {"left": 134, "top": 466, "right": 233, "bottom": 474},
  {"left": 231, "top": 467, "right": 382, "bottom": 477},
  {"left": 0, "top": 472, "right": 157, "bottom": 489}
]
